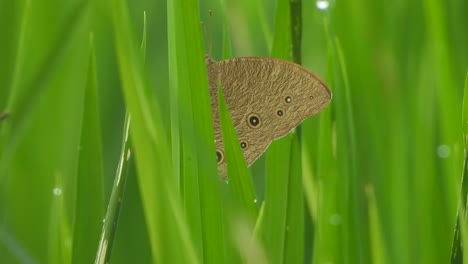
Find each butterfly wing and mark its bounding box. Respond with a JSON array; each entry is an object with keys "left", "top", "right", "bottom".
[{"left": 207, "top": 57, "right": 331, "bottom": 175}]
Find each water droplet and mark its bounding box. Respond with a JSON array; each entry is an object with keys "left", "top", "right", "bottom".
[
  {"left": 437, "top": 144, "right": 450, "bottom": 158},
  {"left": 52, "top": 187, "right": 62, "bottom": 196},
  {"left": 253, "top": 198, "right": 258, "bottom": 203},
  {"left": 329, "top": 214, "right": 341, "bottom": 225},
  {"left": 316, "top": 0, "right": 330, "bottom": 10}
]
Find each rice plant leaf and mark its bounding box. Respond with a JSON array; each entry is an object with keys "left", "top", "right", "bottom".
[
  {"left": 306, "top": 20, "right": 340, "bottom": 263},
  {"left": 0, "top": 2, "right": 90, "bottom": 263},
  {"left": 259, "top": 0, "right": 297, "bottom": 262},
  {"left": 218, "top": 84, "right": 257, "bottom": 219},
  {"left": 451, "top": 71, "right": 468, "bottom": 264},
  {"left": 283, "top": 134, "right": 304, "bottom": 264},
  {"left": 71, "top": 34, "right": 105, "bottom": 264},
  {"left": 367, "top": 186, "right": 389, "bottom": 264},
  {"left": 463, "top": 72, "right": 468, "bottom": 147},
  {"left": 167, "top": 0, "right": 225, "bottom": 262},
  {"left": 334, "top": 36, "right": 370, "bottom": 263},
  {"left": 109, "top": 0, "right": 196, "bottom": 262}
]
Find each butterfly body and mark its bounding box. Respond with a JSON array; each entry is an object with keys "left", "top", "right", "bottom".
[{"left": 206, "top": 56, "right": 332, "bottom": 175}]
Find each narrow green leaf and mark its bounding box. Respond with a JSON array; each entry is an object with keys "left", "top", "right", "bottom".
[
  {"left": 110, "top": 0, "right": 196, "bottom": 263},
  {"left": 0, "top": 0, "right": 89, "bottom": 180},
  {"left": 94, "top": 113, "right": 131, "bottom": 264},
  {"left": 218, "top": 84, "right": 257, "bottom": 219},
  {"left": 260, "top": 0, "right": 301, "bottom": 263},
  {"left": 334, "top": 36, "right": 369, "bottom": 263},
  {"left": 262, "top": 136, "right": 291, "bottom": 263},
  {"left": 140, "top": 11, "right": 147, "bottom": 62},
  {"left": 168, "top": 0, "right": 224, "bottom": 263},
  {"left": 367, "top": 186, "right": 389, "bottom": 264},
  {"left": 283, "top": 134, "right": 304, "bottom": 264},
  {"left": 463, "top": 72, "right": 468, "bottom": 147},
  {"left": 48, "top": 173, "right": 72, "bottom": 264},
  {"left": 71, "top": 34, "right": 105, "bottom": 264},
  {"left": 0, "top": 2, "right": 91, "bottom": 263},
  {"left": 451, "top": 72, "right": 468, "bottom": 264}
]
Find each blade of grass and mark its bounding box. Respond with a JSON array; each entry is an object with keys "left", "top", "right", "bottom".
[
  {"left": 283, "top": 2, "right": 305, "bottom": 262},
  {"left": 305, "top": 29, "right": 341, "bottom": 262},
  {"left": 0, "top": 0, "right": 89, "bottom": 181},
  {"left": 333, "top": 36, "right": 370, "bottom": 263},
  {"left": 48, "top": 173, "right": 72, "bottom": 264},
  {"left": 259, "top": 0, "right": 308, "bottom": 262},
  {"left": 423, "top": 1, "right": 462, "bottom": 262},
  {"left": 451, "top": 71, "right": 468, "bottom": 264},
  {"left": 283, "top": 134, "right": 304, "bottom": 264},
  {"left": 167, "top": 0, "right": 202, "bottom": 258},
  {"left": 367, "top": 185, "right": 389, "bottom": 264},
  {"left": 0, "top": 2, "right": 91, "bottom": 263},
  {"left": 258, "top": 0, "right": 293, "bottom": 262},
  {"left": 109, "top": 0, "right": 196, "bottom": 263},
  {"left": 167, "top": 0, "right": 225, "bottom": 262},
  {"left": 94, "top": 113, "right": 130, "bottom": 264},
  {"left": 95, "top": 12, "right": 146, "bottom": 264},
  {"left": 218, "top": 84, "right": 257, "bottom": 219},
  {"left": 71, "top": 34, "right": 105, "bottom": 264},
  {"left": 217, "top": 84, "right": 258, "bottom": 264}
]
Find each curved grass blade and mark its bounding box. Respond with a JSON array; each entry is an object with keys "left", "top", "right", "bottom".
[
  {"left": 110, "top": 0, "right": 196, "bottom": 262},
  {"left": 94, "top": 113, "right": 130, "bottom": 264},
  {"left": 0, "top": 0, "right": 89, "bottom": 181},
  {"left": 95, "top": 13, "right": 146, "bottom": 263}
]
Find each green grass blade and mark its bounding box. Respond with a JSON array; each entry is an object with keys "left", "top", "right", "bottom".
[
  {"left": 0, "top": 2, "right": 91, "bottom": 263},
  {"left": 109, "top": 0, "right": 196, "bottom": 262},
  {"left": 94, "top": 113, "right": 131, "bottom": 264},
  {"left": 167, "top": 0, "right": 203, "bottom": 259},
  {"left": 451, "top": 71, "right": 468, "bottom": 264},
  {"left": 71, "top": 34, "right": 105, "bottom": 264},
  {"left": 423, "top": 1, "right": 462, "bottom": 262},
  {"left": 48, "top": 173, "right": 72, "bottom": 264},
  {"left": 167, "top": 0, "right": 225, "bottom": 262},
  {"left": 258, "top": 0, "right": 292, "bottom": 262},
  {"left": 367, "top": 186, "right": 389, "bottom": 264},
  {"left": 218, "top": 85, "right": 257, "bottom": 219},
  {"left": 96, "top": 12, "right": 146, "bottom": 264},
  {"left": 283, "top": 134, "right": 304, "bottom": 264},
  {"left": 0, "top": 1, "right": 89, "bottom": 179},
  {"left": 463, "top": 72, "right": 468, "bottom": 146},
  {"left": 334, "top": 36, "right": 370, "bottom": 263},
  {"left": 218, "top": 85, "right": 259, "bottom": 264},
  {"left": 259, "top": 0, "right": 308, "bottom": 262},
  {"left": 140, "top": 11, "right": 147, "bottom": 61}
]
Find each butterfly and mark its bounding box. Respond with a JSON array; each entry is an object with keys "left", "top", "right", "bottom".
[{"left": 206, "top": 55, "right": 332, "bottom": 176}]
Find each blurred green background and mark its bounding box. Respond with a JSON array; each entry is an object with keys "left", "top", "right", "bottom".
[{"left": 0, "top": 0, "right": 467, "bottom": 263}]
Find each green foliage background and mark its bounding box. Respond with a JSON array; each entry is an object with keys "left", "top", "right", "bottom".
[{"left": 0, "top": 0, "right": 467, "bottom": 263}]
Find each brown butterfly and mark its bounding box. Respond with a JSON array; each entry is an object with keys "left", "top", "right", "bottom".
[{"left": 206, "top": 55, "right": 332, "bottom": 176}]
